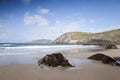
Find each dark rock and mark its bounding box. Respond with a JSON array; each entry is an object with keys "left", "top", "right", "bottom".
[
  {"left": 88, "top": 53, "right": 120, "bottom": 66},
  {"left": 102, "top": 44, "right": 118, "bottom": 49},
  {"left": 38, "top": 53, "right": 74, "bottom": 67}
]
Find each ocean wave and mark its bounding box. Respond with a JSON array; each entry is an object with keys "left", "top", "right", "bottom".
[
  {"left": 0, "top": 45, "right": 99, "bottom": 56},
  {"left": 0, "top": 43, "right": 13, "bottom": 47},
  {"left": 1, "top": 45, "right": 97, "bottom": 49},
  {"left": 3, "top": 43, "right": 12, "bottom": 46},
  {"left": 0, "top": 52, "right": 32, "bottom": 56}
]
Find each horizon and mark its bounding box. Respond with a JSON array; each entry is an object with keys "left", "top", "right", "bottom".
[{"left": 0, "top": 0, "right": 120, "bottom": 43}]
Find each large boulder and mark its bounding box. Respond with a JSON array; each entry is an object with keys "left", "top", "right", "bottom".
[
  {"left": 88, "top": 53, "right": 120, "bottom": 66},
  {"left": 38, "top": 53, "right": 74, "bottom": 67}
]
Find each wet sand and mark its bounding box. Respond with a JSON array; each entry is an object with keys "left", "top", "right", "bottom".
[{"left": 0, "top": 45, "right": 120, "bottom": 80}]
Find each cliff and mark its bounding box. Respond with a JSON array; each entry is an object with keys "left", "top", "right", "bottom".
[
  {"left": 54, "top": 32, "right": 93, "bottom": 44},
  {"left": 54, "top": 29, "right": 120, "bottom": 45}
]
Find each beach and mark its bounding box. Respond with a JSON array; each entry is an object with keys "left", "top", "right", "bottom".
[
  {"left": 1, "top": 0, "right": 120, "bottom": 80},
  {"left": 0, "top": 45, "right": 120, "bottom": 80}
]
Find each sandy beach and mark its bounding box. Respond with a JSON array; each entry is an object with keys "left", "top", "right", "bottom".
[
  {"left": 0, "top": 45, "right": 120, "bottom": 80},
  {"left": 0, "top": 0, "right": 120, "bottom": 79}
]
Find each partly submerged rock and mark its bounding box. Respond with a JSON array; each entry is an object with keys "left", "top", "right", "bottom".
[
  {"left": 88, "top": 53, "right": 120, "bottom": 66},
  {"left": 38, "top": 53, "right": 74, "bottom": 67}
]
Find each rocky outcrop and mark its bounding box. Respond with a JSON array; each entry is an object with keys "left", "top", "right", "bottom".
[
  {"left": 54, "top": 32, "right": 93, "bottom": 44},
  {"left": 88, "top": 53, "right": 120, "bottom": 66},
  {"left": 38, "top": 53, "right": 74, "bottom": 67},
  {"left": 78, "top": 29, "right": 120, "bottom": 44},
  {"left": 54, "top": 29, "right": 120, "bottom": 45},
  {"left": 101, "top": 44, "right": 118, "bottom": 49},
  {"left": 54, "top": 33, "right": 72, "bottom": 44},
  {"left": 77, "top": 38, "right": 112, "bottom": 45}
]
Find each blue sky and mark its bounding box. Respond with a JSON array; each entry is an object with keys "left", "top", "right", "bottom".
[{"left": 0, "top": 0, "right": 120, "bottom": 42}]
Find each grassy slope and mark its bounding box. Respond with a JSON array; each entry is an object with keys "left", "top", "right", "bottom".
[
  {"left": 54, "top": 29, "right": 120, "bottom": 44},
  {"left": 64, "top": 32, "right": 93, "bottom": 40},
  {"left": 93, "top": 29, "right": 120, "bottom": 43},
  {"left": 31, "top": 39, "right": 53, "bottom": 44}
]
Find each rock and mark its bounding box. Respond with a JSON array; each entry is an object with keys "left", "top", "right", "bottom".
[
  {"left": 103, "top": 44, "right": 118, "bottom": 49},
  {"left": 88, "top": 53, "right": 120, "bottom": 66},
  {"left": 79, "top": 38, "right": 112, "bottom": 45},
  {"left": 38, "top": 53, "right": 74, "bottom": 67},
  {"left": 54, "top": 32, "right": 93, "bottom": 44}
]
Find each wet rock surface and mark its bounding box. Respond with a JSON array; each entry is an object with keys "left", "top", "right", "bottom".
[
  {"left": 38, "top": 53, "right": 74, "bottom": 67},
  {"left": 88, "top": 53, "right": 120, "bottom": 66}
]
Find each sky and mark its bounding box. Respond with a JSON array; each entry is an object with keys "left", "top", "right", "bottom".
[{"left": 0, "top": 0, "right": 120, "bottom": 43}]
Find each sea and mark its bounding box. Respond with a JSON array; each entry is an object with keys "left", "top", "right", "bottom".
[
  {"left": 0, "top": 43, "right": 102, "bottom": 69},
  {"left": 0, "top": 43, "right": 101, "bottom": 56}
]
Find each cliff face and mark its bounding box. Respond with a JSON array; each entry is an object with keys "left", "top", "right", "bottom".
[
  {"left": 82, "top": 29, "right": 120, "bottom": 45},
  {"left": 54, "top": 29, "right": 120, "bottom": 45},
  {"left": 54, "top": 32, "right": 93, "bottom": 44},
  {"left": 91, "top": 29, "right": 120, "bottom": 44}
]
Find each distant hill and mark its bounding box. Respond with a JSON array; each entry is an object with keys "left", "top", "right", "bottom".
[
  {"left": 31, "top": 39, "right": 53, "bottom": 44},
  {"left": 79, "top": 29, "right": 120, "bottom": 45},
  {"left": 54, "top": 29, "right": 120, "bottom": 45},
  {"left": 54, "top": 32, "right": 93, "bottom": 44}
]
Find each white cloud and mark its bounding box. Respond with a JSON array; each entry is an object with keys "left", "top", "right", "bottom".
[
  {"left": 24, "top": 8, "right": 50, "bottom": 27},
  {"left": 23, "top": 8, "right": 101, "bottom": 40},
  {"left": 24, "top": 13, "right": 48, "bottom": 26},
  {"left": 38, "top": 8, "right": 50, "bottom": 15},
  {"left": 23, "top": 0, "right": 31, "bottom": 5},
  {"left": 61, "top": 19, "right": 85, "bottom": 32},
  {"left": 27, "top": 19, "right": 86, "bottom": 40},
  {"left": 48, "top": 19, "right": 86, "bottom": 39}
]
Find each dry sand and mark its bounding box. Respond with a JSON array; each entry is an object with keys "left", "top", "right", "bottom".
[{"left": 0, "top": 45, "right": 120, "bottom": 80}]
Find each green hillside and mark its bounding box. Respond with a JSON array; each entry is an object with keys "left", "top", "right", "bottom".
[
  {"left": 54, "top": 29, "right": 120, "bottom": 44},
  {"left": 31, "top": 39, "right": 53, "bottom": 44}
]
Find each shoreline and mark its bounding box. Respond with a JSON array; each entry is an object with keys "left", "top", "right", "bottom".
[{"left": 0, "top": 45, "right": 120, "bottom": 80}]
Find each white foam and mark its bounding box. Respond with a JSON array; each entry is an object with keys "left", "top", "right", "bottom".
[
  {"left": 3, "top": 43, "right": 12, "bottom": 46},
  {"left": 3, "top": 45, "right": 78, "bottom": 49},
  {"left": 0, "top": 45, "right": 98, "bottom": 56},
  {"left": 68, "top": 58, "right": 92, "bottom": 66},
  {"left": 2, "top": 45, "right": 97, "bottom": 49},
  {"left": 0, "top": 52, "right": 31, "bottom": 56}
]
